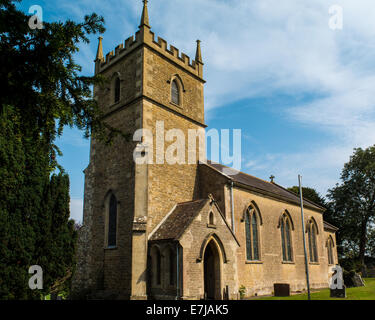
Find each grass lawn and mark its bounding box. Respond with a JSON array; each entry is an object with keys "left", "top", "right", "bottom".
[{"left": 255, "top": 278, "right": 375, "bottom": 300}]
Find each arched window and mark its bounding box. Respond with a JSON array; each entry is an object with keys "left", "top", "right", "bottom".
[
  {"left": 150, "top": 246, "right": 162, "bottom": 287},
  {"left": 108, "top": 194, "right": 117, "bottom": 247},
  {"left": 209, "top": 212, "right": 214, "bottom": 225},
  {"left": 114, "top": 77, "right": 121, "bottom": 103},
  {"left": 307, "top": 220, "right": 318, "bottom": 262},
  {"left": 171, "top": 80, "right": 180, "bottom": 105},
  {"left": 168, "top": 248, "right": 175, "bottom": 286},
  {"left": 327, "top": 237, "right": 334, "bottom": 265},
  {"left": 245, "top": 207, "right": 260, "bottom": 261},
  {"left": 280, "top": 214, "right": 293, "bottom": 262},
  {"left": 156, "top": 248, "right": 161, "bottom": 285}
]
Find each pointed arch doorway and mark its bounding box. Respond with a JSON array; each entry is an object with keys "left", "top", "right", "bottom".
[{"left": 203, "top": 240, "right": 221, "bottom": 300}]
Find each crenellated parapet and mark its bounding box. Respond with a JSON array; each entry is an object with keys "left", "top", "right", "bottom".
[{"left": 95, "top": 27, "right": 204, "bottom": 80}]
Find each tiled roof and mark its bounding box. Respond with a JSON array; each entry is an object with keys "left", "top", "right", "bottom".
[
  {"left": 149, "top": 199, "right": 208, "bottom": 241},
  {"left": 203, "top": 160, "right": 325, "bottom": 212}
]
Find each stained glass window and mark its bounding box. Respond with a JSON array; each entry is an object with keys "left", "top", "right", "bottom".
[
  {"left": 245, "top": 211, "right": 252, "bottom": 260},
  {"left": 285, "top": 219, "right": 292, "bottom": 261},
  {"left": 252, "top": 213, "right": 259, "bottom": 260},
  {"left": 281, "top": 214, "right": 293, "bottom": 262},
  {"left": 281, "top": 219, "right": 286, "bottom": 261}
]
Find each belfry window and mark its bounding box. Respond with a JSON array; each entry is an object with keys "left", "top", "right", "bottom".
[
  {"left": 171, "top": 80, "right": 180, "bottom": 105},
  {"left": 114, "top": 77, "right": 121, "bottom": 103},
  {"left": 245, "top": 207, "right": 260, "bottom": 261},
  {"left": 108, "top": 194, "right": 117, "bottom": 247}
]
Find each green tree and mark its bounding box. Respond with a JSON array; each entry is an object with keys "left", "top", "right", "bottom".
[
  {"left": 0, "top": 106, "right": 77, "bottom": 299},
  {"left": 368, "top": 229, "right": 375, "bottom": 258},
  {"left": 36, "top": 173, "right": 77, "bottom": 297},
  {"left": 0, "top": 0, "right": 109, "bottom": 146},
  {"left": 287, "top": 186, "right": 326, "bottom": 208},
  {"left": 287, "top": 186, "right": 338, "bottom": 228},
  {"left": 327, "top": 145, "right": 375, "bottom": 269},
  {"left": 0, "top": 0, "right": 112, "bottom": 299}
]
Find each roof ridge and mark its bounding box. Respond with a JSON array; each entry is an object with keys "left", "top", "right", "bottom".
[
  {"left": 207, "top": 160, "right": 276, "bottom": 186},
  {"left": 205, "top": 160, "right": 324, "bottom": 212}
]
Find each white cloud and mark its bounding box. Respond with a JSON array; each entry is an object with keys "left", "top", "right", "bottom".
[
  {"left": 150, "top": 0, "right": 375, "bottom": 134},
  {"left": 54, "top": 0, "right": 375, "bottom": 196},
  {"left": 70, "top": 198, "right": 83, "bottom": 223},
  {"left": 245, "top": 144, "right": 354, "bottom": 196}
]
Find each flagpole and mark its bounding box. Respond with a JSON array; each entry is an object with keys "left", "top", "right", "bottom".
[{"left": 298, "top": 175, "right": 311, "bottom": 300}]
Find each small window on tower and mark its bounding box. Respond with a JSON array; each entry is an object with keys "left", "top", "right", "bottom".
[
  {"left": 114, "top": 77, "right": 121, "bottom": 103},
  {"left": 108, "top": 194, "right": 117, "bottom": 247},
  {"left": 171, "top": 80, "right": 179, "bottom": 105}
]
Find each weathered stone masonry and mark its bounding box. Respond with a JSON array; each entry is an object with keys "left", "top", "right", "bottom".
[{"left": 72, "top": 1, "right": 338, "bottom": 300}]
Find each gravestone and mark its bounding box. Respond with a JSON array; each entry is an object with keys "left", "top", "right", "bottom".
[
  {"left": 352, "top": 273, "right": 365, "bottom": 287},
  {"left": 330, "top": 285, "right": 346, "bottom": 298},
  {"left": 274, "top": 283, "right": 290, "bottom": 297}
]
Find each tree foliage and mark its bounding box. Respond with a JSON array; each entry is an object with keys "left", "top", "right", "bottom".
[
  {"left": 0, "top": 0, "right": 108, "bottom": 299},
  {"left": 327, "top": 145, "right": 375, "bottom": 268},
  {"left": 0, "top": 105, "right": 77, "bottom": 299},
  {"left": 0, "top": 0, "right": 110, "bottom": 148},
  {"left": 287, "top": 186, "right": 326, "bottom": 208}
]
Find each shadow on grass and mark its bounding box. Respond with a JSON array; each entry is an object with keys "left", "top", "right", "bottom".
[{"left": 254, "top": 278, "right": 375, "bottom": 300}]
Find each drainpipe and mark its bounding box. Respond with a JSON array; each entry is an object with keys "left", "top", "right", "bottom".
[
  {"left": 230, "top": 181, "right": 235, "bottom": 234},
  {"left": 176, "top": 243, "right": 180, "bottom": 300}
]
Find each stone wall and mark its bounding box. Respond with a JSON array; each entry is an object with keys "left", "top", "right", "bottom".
[
  {"left": 74, "top": 28, "right": 207, "bottom": 298},
  {"left": 143, "top": 45, "right": 206, "bottom": 233},
  {"left": 72, "top": 71, "right": 142, "bottom": 298},
  {"left": 232, "top": 187, "right": 331, "bottom": 297},
  {"left": 178, "top": 201, "right": 239, "bottom": 300}
]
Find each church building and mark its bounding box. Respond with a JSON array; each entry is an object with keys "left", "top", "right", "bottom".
[{"left": 73, "top": 1, "right": 338, "bottom": 300}]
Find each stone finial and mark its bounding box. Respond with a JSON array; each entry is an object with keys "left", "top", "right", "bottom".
[
  {"left": 195, "top": 40, "right": 203, "bottom": 64},
  {"left": 95, "top": 36, "right": 104, "bottom": 62},
  {"left": 270, "top": 175, "right": 275, "bottom": 183},
  {"left": 139, "top": 0, "right": 150, "bottom": 28}
]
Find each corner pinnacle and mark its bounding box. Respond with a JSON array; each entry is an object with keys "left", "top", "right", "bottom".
[
  {"left": 139, "top": 0, "right": 150, "bottom": 28},
  {"left": 195, "top": 40, "right": 203, "bottom": 64},
  {"left": 95, "top": 36, "right": 104, "bottom": 62}
]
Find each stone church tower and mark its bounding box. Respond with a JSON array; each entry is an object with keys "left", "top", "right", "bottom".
[
  {"left": 73, "top": 0, "right": 206, "bottom": 299},
  {"left": 73, "top": 1, "right": 339, "bottom": 300}
]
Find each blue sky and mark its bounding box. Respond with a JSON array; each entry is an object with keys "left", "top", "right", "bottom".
[{"left": 18, "top": 0, "right": 375, "bottom": 222}]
